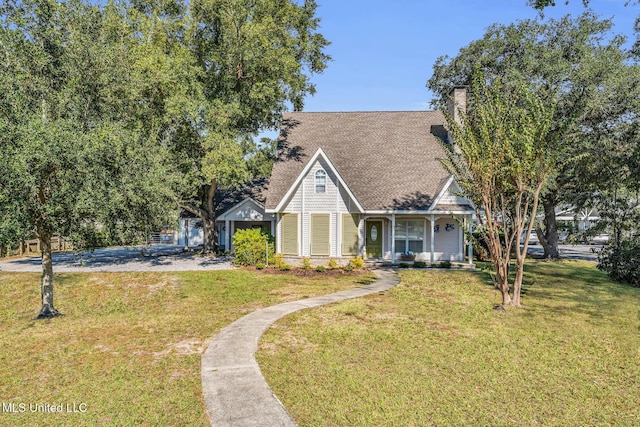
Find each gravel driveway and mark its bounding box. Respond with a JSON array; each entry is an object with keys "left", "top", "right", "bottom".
[{"left": 0, "top": 245, "right": 234, "bottom": 273}]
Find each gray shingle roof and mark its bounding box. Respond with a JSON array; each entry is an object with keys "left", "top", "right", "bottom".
[
  {"left": 215, "top": 177, "right": 269, "bottom": 216},
  {"left": 264, "top": 111, "right": 458, "bottom": 211}
]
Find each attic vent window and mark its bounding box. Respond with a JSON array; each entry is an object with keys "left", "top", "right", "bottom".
[{"left": 315, "top": 169, "right": 326, "bottom": 193}]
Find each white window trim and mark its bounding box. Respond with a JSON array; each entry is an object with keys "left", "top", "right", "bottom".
[{"left": 315, "top": 169, "right": 327, "bottom": 193}]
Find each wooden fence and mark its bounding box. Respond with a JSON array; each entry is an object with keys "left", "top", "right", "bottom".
[
  {"left": 0, "top": 236, "right": 73, "bottom": 258},
  {"left": 1, "top": 231, "right": 176, "bottom": 259}
]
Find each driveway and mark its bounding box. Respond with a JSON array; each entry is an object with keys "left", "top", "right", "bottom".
[
  {"left": 527, "top": 244, "right": 602, "bottom": 262},
  {"left": 0, "top": 245, "right": 234, "bottom": 272}
]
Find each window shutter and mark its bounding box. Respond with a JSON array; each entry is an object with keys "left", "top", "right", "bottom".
[
  {"left": 281, "top": 214, "right": 298, "bottom": 255},
  {"left": 342, "top": 214, "right": 359, "bottom": 256},
  {"left": 311, "top": 214, "right": 330, "bottom": 256}
]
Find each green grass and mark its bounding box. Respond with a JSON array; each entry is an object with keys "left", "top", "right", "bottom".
[
  {"left": 258, "top": 261, "right": 640, "bottom": 426},
  {"left": 0, "top": 269, "right": 373, "bottom": 426}
]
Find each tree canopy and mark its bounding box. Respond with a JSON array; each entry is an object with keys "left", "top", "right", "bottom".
[
  {"left": 528, "top": 0, "right": 640, "bottom": 56},
  {"left": 428, "top": 12, "right": 634, "bottom": 259},
  {"left": 127, "top": 0, "right": 330, "bottom": 252}
]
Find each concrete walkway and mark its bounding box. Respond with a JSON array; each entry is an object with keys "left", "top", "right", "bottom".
[{"left": 201, "top": 269, "right": 400, "bottom": 427}]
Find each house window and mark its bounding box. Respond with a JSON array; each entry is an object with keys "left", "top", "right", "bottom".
[
  {"left": 394, "top": 220, "right": 424, "bottom": 254},
  {"left": 315, "top": 169, "right": 326, "bottom": 193}
]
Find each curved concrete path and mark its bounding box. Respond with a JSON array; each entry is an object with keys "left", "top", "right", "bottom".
[{"left": 201, "top": 269, "right": 400, "bottom": 426}]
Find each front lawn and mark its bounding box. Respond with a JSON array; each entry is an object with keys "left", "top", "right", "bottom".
[
  {"left": 0, "top": 270, "right": 373, "bottom": 426},
  {"left": 258, "top": 261, "right": 640, "bottom": 426}
]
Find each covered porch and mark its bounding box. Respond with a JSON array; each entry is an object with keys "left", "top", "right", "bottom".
[{"left": 362, "top": 213, "right": 474, "bottom": 265}]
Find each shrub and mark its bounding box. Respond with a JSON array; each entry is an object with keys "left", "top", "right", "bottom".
[
  {"left": 327, "top": 258, "right": 339, "bottom": 270},
  {"left": 598, "top": 238, "right": 640, "bottom": 287},
  {"left": 232, "top": 228, "right": 275, "bottom": 266},
  {"left": 440, "top": 260, "right": 452, "bottom": 269},
  {"left": 398, "top": 262, "right": 410, "bottom": 268},
  {"left": 280, "top": 264, "right": 292, "bottom": 271},
  {"left": 413, "top": 261, "right": 428, "bottom": 268},
  {"left": 472, "top": 230, "right": 505, "bottom": 262},
  {"left": 272, "top": 253, "right": 286, "bottom": 269},
  {"left": 348, "top": 256, "right": 365, "bottom": 270},
  {"left": 315, "top": 265, "right": 326, "bottom": 273},
  {"left": 301, "top": 256, "right": 313, "bottom": 270},
  {"left": 256, "top": 262, "right": 265, "bottom": 270}
]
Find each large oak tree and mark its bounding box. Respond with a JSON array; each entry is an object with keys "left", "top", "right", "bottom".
[
  {"left": 129, "top": 0, "right": 330, "bottom": 253},
  {"left": 0, "top": 0, "right": 177, "bottom": 318}
]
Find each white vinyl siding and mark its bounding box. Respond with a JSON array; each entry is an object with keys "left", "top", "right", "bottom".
[
  {"left": 311, "top": 214, "right": 330, "bottom": 255},
  {"left": 281, "top": 214, "right": 298, "bottom": 255},
  {"left": 304, "top": 159, "right": 349, "bottom": 212},
  {"left": 438, "top": 181, "right": 469, "bottom": 206},
  {"left": 434, "top": 218, "right": 460, "bottom": 260},
  {"left": 341, "top": 214, "right": 359, "bottom": 256}
]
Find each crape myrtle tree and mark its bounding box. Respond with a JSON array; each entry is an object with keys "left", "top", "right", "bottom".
[
  {"left": 428, "top": 13, "right": 629, "bottom": 259},
  {"left": 130, "top": 0, "right": 330, "bottom": 253},
  {"left": 440, "top": 70, "right": 556, "bottom": 308},
  {"left": 0, "top": 0, "right": 177, "bottom": 318}
]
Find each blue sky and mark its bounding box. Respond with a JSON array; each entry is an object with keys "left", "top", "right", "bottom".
[{"left": 301, "top": 0, "right": 637, "bottom": 112}]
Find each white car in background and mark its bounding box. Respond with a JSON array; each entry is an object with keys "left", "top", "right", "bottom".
[
  {"left": 521, "top": 230, "right": 539, "bottom": 245},
  {"left": 589, "top": 233, "right": 610, "bottom": 245}
]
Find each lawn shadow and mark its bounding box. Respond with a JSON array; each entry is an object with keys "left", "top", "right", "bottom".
[{"left": 520, "top": 261, "right": 634, "bottom": 322}]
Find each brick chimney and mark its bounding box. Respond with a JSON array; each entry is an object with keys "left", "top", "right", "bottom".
[{"left": 447, "top": 86, "right": 467, "bottom": 126}]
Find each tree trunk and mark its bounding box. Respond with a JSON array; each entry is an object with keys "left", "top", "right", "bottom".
[
  {"left": 494, "top": 259, "right": 512, "bottom": 307},
  {"left": 37, "top": 231, "right": 60, "bottom": 319},
  {"left": 202, "top": 214, "right": 219, "bottom": 254},
  {"left": 538, "top": 195, "right": 560, "bottom": 259},
  {"left": 500, "top": 283, "right": 512, "bottom": 306},
  {"left": 512, "top": 262, "right": 524, "bottom": 307},
  {"left": 201, "top": 179, "right": 219, "bottom": 254}
]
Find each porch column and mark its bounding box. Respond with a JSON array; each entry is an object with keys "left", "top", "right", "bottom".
[
  {"left": 224, "top": 219, "right": 230, "bottom": 252},
  {"left": 430, "top": 214, "right": 435, "bottom": 264},
  {"left": 467, "top": 215, "right": 473, "bottom": 264},
  {"left": 358, "top": 217, "right": 365, "bottom": 258},
  {"left": 391, "top": 214, "right": 396, "bottom": 264},
  {"left": 458, "top": 216, "right": 464, "bottom": 262},
  {"left": 276, "top": 214, "right": 281, "bottom": 253}
]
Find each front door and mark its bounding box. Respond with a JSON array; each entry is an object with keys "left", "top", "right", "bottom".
[{"left": 366, "top": 221, "right": 383, "bottom": 259}]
